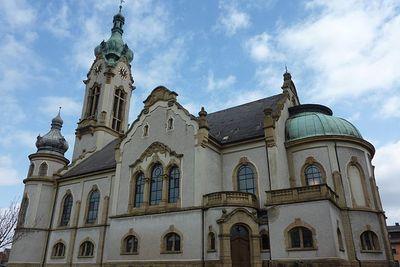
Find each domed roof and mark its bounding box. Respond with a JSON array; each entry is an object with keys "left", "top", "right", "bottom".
[
  {"left": 94, "top": 11, "right": 133, "bottom": 66},
  {"left": 36, "top": 111, "right": 69, "bottom": 155},
  {"left": 286, "top": 104, "right": 362, "bottom": 141}
]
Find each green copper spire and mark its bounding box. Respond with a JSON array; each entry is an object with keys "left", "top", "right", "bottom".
[{"left": 94, "top": 5, "right": 133, "bottom": 66}]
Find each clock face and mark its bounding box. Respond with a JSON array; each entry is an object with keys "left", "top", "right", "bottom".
[
  {"left": 119, "top": 67, "right": 128, "bottom": 79},
  {"left": 94, "top": 64, "right": 102, "bottom": 75}
]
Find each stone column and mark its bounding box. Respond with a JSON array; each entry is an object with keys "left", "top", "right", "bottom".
[
  {"left": 161, "top": 173, "right": 169, "bottom": 206},
  {"left": 143, "top": 177, "right": 150, "bottom": 208}
]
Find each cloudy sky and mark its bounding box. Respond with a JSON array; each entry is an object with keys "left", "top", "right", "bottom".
[{"left": 0, "top": 0, "right": 399, "bottom": 224}]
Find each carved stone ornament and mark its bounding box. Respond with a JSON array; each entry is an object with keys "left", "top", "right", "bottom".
[
  {"left": 143, "top": 86, "right": 178, "bottom": 109},
  {"left": 239, "top": 157, "right": 249, "bottom": 164},
  {"left": 130, "top": 142, "right": 183, "bottom": 168}
]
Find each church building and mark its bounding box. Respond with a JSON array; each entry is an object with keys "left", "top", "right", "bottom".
[{"left": 8, "top": 7, "right": 395, "bottom": 267}]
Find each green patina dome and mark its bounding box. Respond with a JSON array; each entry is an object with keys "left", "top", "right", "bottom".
[
  {"left": 286, "top": 104, "right": 362, "bottom": 141},
  {"left": 94, "top": 12, "right": 133, "bottom": 66}
]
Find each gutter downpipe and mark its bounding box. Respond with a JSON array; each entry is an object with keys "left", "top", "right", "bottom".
[
  {"left": 42, "top": 180, "right": 59, "bottom": 267},
  {"left": 334, "top": 141, "right": 361, "bottom": 267}
]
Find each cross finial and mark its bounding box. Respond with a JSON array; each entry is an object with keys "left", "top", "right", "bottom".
[
  {"left": 285, "top": 64, "right": 288, "bottom": 74},
  {"left": 119, "top": 0, "right": 125, "bottom": 13},
  {"left": 58, "top": 107, "right": 61, "bottom": 116}
]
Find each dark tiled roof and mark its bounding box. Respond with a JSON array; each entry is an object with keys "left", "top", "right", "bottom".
[
  {"left": 61, "top": 139, "right": 119, "bottom": 178},
  {"left": 207, "top": 93, "right": 285, "bottom": 144},
  {"left": 61, "top": 93, "right": 285, "bottom": 178},
  {"left": 388, "top": 224, "right": 400, "bottom": 232}
]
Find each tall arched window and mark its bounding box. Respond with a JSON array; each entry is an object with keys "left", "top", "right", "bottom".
[
  {"left": 52, "top": 242, "right": 66, "bottom": 258},
  {"left": 38, "top": 162, "right": 48, "bottom": 177},
  {"left": 28, "top": 163, "right": 34, "bottom": 177},
  {"left": 260, "top": 232, "right": 270, "bottom": 251},
  {"left": 168, "top": 166, "right": 180, "bottom": 203},
  {"left": 86, "top": 190, "right": 100, "bottom": 224},
  {"left": 60, "top": 193, "right": 73, "bottom": 226},
  {"left": 165, "top": 233, "right": 181, "bottom": 252},
  {"left": 86, "top": 85, "right": 100, "bottom": 118},
  {"left": 337, "top": 228, "right": 344, "bottom": 251},
  {"left": 361, "top": 231, "right": 380, "bottom": 251},
  {"left": 150, "top": 164, "right": 163, "bottom": 205},
  {"left": 112, "top": 88, "right": 126, "bottom": 132},
  {"left": 288, "top": 227, "right": 314, "bottom": 249},
  {"left": 304, "top": 164, "right": 323, "bottom": 185},
  {"left": 348, "top": 164, "right": 366, "bottom": 206},
  {"left": 123, "top": 235, "right": 138, "bottom": 254},
  {"left": 134, "top": 172, "right": 145, "bottom": 208},
  {"left": 167, "top": 117, "right": 174, "bottom": 130},
  {"left": 208, "top": 232, "right": 216, "bottom": 251},
  {"left": 237, "top": 164, "right": 256, "bottom": 194},
  {"left": 79, "top": 241, "right": 94, "bottom": 257},
  {"left": 18, "top": 196, "right": 29, "bottom": 226}
]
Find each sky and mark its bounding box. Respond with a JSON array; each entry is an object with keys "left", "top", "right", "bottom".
[{"left": 0, "top": 0, "right": 399, "bottom": 224}]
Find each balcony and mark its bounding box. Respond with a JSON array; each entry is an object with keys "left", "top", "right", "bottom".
[
  {"left": 203, "top": 191, "right": 259, "bottom": 209},
  {"left": 265, "top": 183, "right": 339, "bottom": 206}
]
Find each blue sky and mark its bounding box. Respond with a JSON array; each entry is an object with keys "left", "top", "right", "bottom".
[{"left": 0, "top": 0, "right": 399, "bottom": 224}]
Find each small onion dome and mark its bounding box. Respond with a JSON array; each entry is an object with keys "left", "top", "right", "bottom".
[
  {"left": 94, "top": 11, "right": 133, "bottom": 66},
  {"left": 36, "top": 112, "right": 69, "bottom": 155},
  {"left": 286, "top": 104, "right": 362, "bottom": 141}
]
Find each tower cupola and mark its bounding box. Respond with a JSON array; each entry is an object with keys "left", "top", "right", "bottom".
[
  {"left": 94, "top": 7, "right": 133, "bottom": 66},
  {"left": 35, "top": 110, "right": 69, "bottom": 156}
]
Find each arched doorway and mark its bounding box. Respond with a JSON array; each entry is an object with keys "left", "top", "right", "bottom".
[{"left": 230, "top": 224, "right": 251, "bottom": 267}]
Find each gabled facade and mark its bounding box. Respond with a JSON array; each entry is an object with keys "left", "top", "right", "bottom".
[{"left": 8, "top": 8, "right": 395, "bottom": 267}]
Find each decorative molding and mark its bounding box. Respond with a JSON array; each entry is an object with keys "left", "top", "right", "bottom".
[
  {"left": 143, "top": 86, "right": 178, "bottom": 109},
  {"left": 129, "top": 142, "right": 183, "bottom": 169}
]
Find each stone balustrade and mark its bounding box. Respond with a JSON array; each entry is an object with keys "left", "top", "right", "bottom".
[
  {"left": 265, "top": 183, "right": 339, "bottom": 206},
  {"left": 203, "top": 191, "right": 259, "bottom": 209}
]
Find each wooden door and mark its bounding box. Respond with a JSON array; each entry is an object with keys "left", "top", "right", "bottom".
[{"left": 230, "top": 224, "right": 251, "bottom": 267}]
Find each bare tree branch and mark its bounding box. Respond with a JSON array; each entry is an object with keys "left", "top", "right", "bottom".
[{"left": 0, "top": 199, "right": 23, "bottom": 249}]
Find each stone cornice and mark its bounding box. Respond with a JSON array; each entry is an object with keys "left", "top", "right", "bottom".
[{"left": 28, "top": 152, "right": 69, "bottom": 165}]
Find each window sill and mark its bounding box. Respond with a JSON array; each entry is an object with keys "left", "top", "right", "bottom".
[
  {"left": 77, "top": 255, "right": 94, "bottom": 258},
  {"left": 161, "top": 251, "right": 182, "bottom": 254},
  {"left": 207, "top": 249, "right": 216, "bottom": 253},
  {"left": 360, "top": 249, "right": 382, "bottom": 254},
  {"left": 120, "top": 252, "right": 139, "bottom": 255},
  {"left": 260, "top": 249, "right": 271, "bottom": 253},
  {"left": 50, "top": 256, "right": 65, "bottom": 259},
  {"left": 287, "top": 247, "right": 318, "bottom": 251}
]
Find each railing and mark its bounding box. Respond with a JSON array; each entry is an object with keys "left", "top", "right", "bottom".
[
  {"left": 203, "top": 191, "right": 258, "bottom": 208},
  {"left": 265, "top": 183, "right": 339, "bottom": 206}
]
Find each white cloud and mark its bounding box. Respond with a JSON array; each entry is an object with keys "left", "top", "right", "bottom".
[
  {"left": 207, "top": 71, "right": 236, "bottom": 91},
  {"left": 39, "top": 97, "right": 82, "bottom": 117},
  {"left": 373, "top": 140, "right": 400, "bottom": 223},
  {"left": 0, "top": 0, "right": 36, "bottom": 29},
  {"left": 379, "top": 95, "right": 400, "bottom": 118},
  {"left": 0, "top": 156, "right": 20, "bottom": 186},
  {"left": 245, "top": 33, "right": 276, "bottom": 62},
  {"left": 46, "top": 3, "right": 71, "bottom": 38},
  {"left": 277, "top": 0, "right": 400, "bottom": 102},
  {"left": 216, "top": 2, "right": 251, "bottom": 36}
]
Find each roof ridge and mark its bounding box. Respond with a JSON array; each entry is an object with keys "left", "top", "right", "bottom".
[{"left": 207, "top": 93, "right": 284, "bottom": 116}]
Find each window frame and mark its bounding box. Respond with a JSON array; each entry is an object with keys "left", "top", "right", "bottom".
[
  {"left": 360, "top": 230, "right": 381, "bottom": 252},
  {"left": 59, "top": 193, "right": 73, "bottom": 227},
  {"left": 288, "top": 227, "right": 314, "bottom": 250},
  {"left": 78, "top": 240, "right": 95, "bottom": 258},
  {"left": 236, "top": 163, "right": 256, "bottom": 195},
  {"left": 85, "top": 189, "right": 100, "bottom": 225},
  {"left": 111, "top": 87, "right": 126, "bottom": 132},
  {"left": 149, "top": 163, "right": 163, "bottom": 206},
  {"left": 38, "top": 162, "right": 48, "bottom": 177},
  {"left": 260, "top": 231, "right": 270, "bottom": 251},
  {"left": 18, "top": 195, "right": 29, "bottom": 227},
  {"left": 133, "top": 172, "right": 145, "bottom": 208},
  {"left": 86, "top": 84, "right": 100, "bottom": 119},
  {"left": 122, "top": 235, "right": 139, "bottom": 255},
  {"left": 168, "top": 166, "right": 180, "bottom": 203},
  {"left": 300, "top": 157, "right": 327, "bottom": 187},
  {"left": 51, "top": 241, "right": 66, "bottom": 259},
  {"left": 163, "top": 232, "right": 181, "bottom": 253},
  {"left": 207, "top": 232, "right": 216, "bottom": 252}
]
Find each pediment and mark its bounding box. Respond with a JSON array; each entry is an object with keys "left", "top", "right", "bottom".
[{"left": 129, "top": 142, "right": 183, "bottom": 168}]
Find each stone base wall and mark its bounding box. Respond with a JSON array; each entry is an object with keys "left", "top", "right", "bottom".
[{"left": 265, "top": 259, "right": 396, "bottom": 267}]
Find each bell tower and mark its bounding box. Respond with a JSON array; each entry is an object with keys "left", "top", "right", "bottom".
[{"left": 73, "top": 7, "right": 134, "bottom": 160}]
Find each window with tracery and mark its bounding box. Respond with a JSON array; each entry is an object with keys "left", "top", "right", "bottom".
[
  {"left": 86, "top": 85, "right": 100, "bottom": 118},
  {"left": 79, "top": 241, "right": 94, "bottom": 257},
  {"left": 38, "top": 162, "right": 48, "bottom": 177},
  {"left": 165, "top": 233, "right": 181, "bottom": 252},
  {"left": 150, "top": 164, "right": 163, "bottom": 205},
  {"left": 134, "top": 172, "right": 145, "bottom": 208},
  {"left": 86, "top": 190, "right": 100, "bottom": 224},
  {"left": 361, "top": 231, "right": 380, "bottom": 251},
  {"left": 304, "top": 164, "right": 323, "bottom": 185},
  {"left": 112, "top": 88, "right": 126, "bottom": 132},
  {"left": 288, "top": 227, "right": 314, "bottom": 249},
  {"left": 237, "top": 164, "right": 255, "bottom": 194},
  {"left": 18, "top": 196, "right": 29, "bottom": 226},
  {"left": 168, "top": 166, "right": 180, "bottom": 203},
  {"left": 60, "top": 193, "right": 73, "bottom": 226},
  {"left": 123, "top": 235, "right": 138, "bottom": 254},
  {"left": 52, "top": 242, "right": 65, "bottom": 258}
]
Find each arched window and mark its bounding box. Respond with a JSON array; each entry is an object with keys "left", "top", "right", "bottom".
[
  {"left": 150, "top": 164, "right": 163, "bottom": 205},
  {"left": 167, "top": 117, "right": 173, "bottom": 130},
  {"left": 260, "top": 232, "right": 270, "bottom": 251},
  {"left": 165, "top": 233, "right": 181, "bottom": 252},
  {"left": 337, "top": 228, "right": 344, "bottom": 251},
  {"left": 112, "top": 88, "right": 126, "bottom": 132},
  {"left": 143, "top": 124, "right": 149, "bottom": 137},
  {"left": 79, "top": 241, "right": 94, "bottom": 257},
  {"left": 86, "top": 190, "right": 100, "bottom": 224},
  {"left": 304, "top": 164, "right": 323, "bottom": 185},
  {"left": 18, "top": 196, "right": 29, "bottom": 226},
  {"left": 237, "top": 164, "right": 256, "bottom": 194},
  {"left": 288, "top": 227, "right": 314, "bottom": 249},
  {"left": 348, "top": 164, "right": 367, "bottom": 206},
  {"left": 168, "top": 166, "right": 180, "bottom": 203},
  {"left": 52, "top": 242, "right": 65, "bottom": 258},
  {"left": 86, "top": 85, "right": 100, "bottom": 118},
  {"left": 123, "top": 235, "right": 138, "bottom": 254},
  {"left": 28, "top": 163, "right": 34, "bottom": 177},
  {"left": 60, "top": 193, "right": 73, "bottom": 226},
  {"left": 134, "top": 172, "right": 145, "bottom": 208},
  {"left": 208, "top": 232, "right": 216, "bottom": 251},
  {"left": 38, "top": 162, "right": 48, "bottom": 177},
  {"left": 361, "top": 231, "right": 380, "bottom": 251}
]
